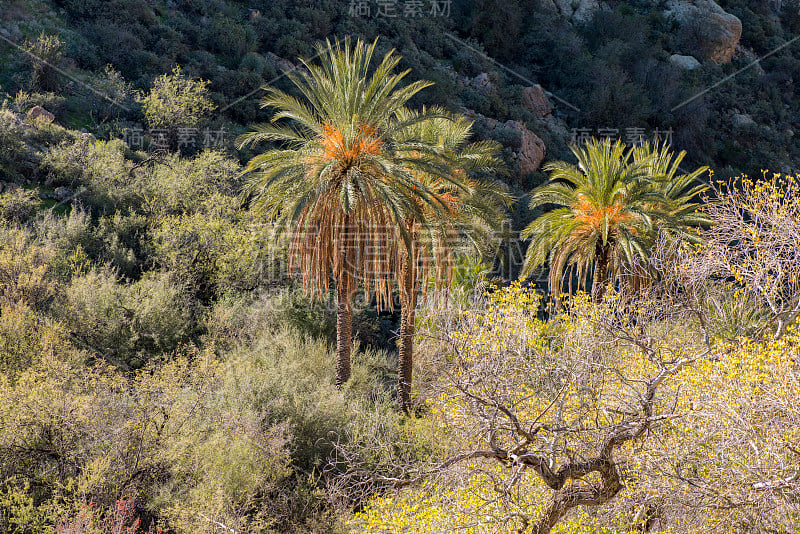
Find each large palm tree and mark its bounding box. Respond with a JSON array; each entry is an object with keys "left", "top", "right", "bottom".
[
  {"left": 522, "top": 138, "right": 709, "bottom": 302},
  {"left": 393, "top": 107, "right": 510, "bottom": 412},
  {"left": 237, "top": 38, "right": 455, "bottom": 386}
]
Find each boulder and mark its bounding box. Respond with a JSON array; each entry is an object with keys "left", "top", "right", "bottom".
[
  {"left": 522, "top": 85, "right": 553, "bottom": 117},
  {"left": 26, "top": 106, "right": 55, "bottom": 124},
  {"left": 732, "top": 113, "right": 756, "bottom": 128},
  {"left": 54, "top": 187, "right": 73, "bottom": 202},
  {"left": 666, "top": 0, "right": 742, "bottom": 64},
  {"left": 473, "top": 72, "right": 495, "bottom": 92},
  {"left": 505, "top": 120, "right": 546, "bottom": 175},
  {"left": 545, "top": 0, "right": 605, "bottom": 21},
  {"left": 670, "top": 54, "right": 702, "bottom": 70}
]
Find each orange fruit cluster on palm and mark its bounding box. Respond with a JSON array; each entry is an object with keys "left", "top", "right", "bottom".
[
  {"left": 320, "top": 122, "right": 383, "bottom": 166},
  {"left": 572, "top": 195, "right": 632, "bottom": 233}
]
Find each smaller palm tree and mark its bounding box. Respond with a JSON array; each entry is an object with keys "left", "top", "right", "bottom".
[
  {"left": 393, "top": 107, "right": 510, "bottom": 412},
  {"left": 522, "top": 139, "right": 653, "bottom": 301}
]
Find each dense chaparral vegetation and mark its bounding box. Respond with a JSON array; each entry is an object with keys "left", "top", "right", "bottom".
[{"left": 0, "top": 1, "right": 799, "bottom": 533}]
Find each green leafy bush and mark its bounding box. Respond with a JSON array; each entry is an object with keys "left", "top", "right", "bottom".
[
  {"left": 137, "top": 66, "right": 216, "bottom": 149},
  {"left": 22, "top": 33, "right": 64, "bottom": 93},
  {"left": 0, "top": 227, "right": 55, "bottom": 311},
  {"left": 0, "top": 109, "right": 27, "bottom": 181},
  {"left": 59, "top": 268, "right": 196, "bottom": 368},
  {"left": 0, "top": 188, "right": 40, "bottom": 223}
]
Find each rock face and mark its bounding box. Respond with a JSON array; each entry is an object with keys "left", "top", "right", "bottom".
[
  {"left": 545, "top": 0, "right": 605, "bottom": 21},
  {"left": 522, "top": 85, "right": 553, "bottom": 117},
  {"left": 26, "top": 106, "right": 55, "bottom": 124},
  {"left": 666, "top": 0, "right": 742, "bottom": 63},
  {"left": 732, "top": 113, "right": 756, "bottom": 128},
  {"left": 473, "top": 72, "right": 495, "bottom": 92},
  {"left": 505, "top": 120, "right": 546, "bottom": 175},
  {"left": 459, "top": 108, "right": 550, "bottom": 175},
  {"left": 670, "top": 54, "right": 702, "bottom": 70},
  {"left": 54, "top": 187, "right": 73, "bottom": 202}
]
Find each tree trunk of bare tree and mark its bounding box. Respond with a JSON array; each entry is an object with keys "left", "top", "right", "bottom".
[{"left": 335, "top": 280, "right": 355, "bottom": 388}]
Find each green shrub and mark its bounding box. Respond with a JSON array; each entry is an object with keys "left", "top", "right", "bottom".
[
  {"left": 41, "top": 138, "right": 140, "bottom": 212},
  {"left": 59, "top": 268, "right": 196, "bottom": 368},
  {"left": 0, "top": 477, "right": 52, "bottom": 534},
  {"left": 137, "top": 66, "right": 216, "bottom": 149},
  {"left": 0, "top": 188, "right": 40, "bottom": 223},
  {"left": 11, "top": 91, "right": 65, "bottom": 117},
  {"left": 0, "top": 109, "right": 27, "bottom": 181},
  {"left": 0, "top": 303, "right": 69, "bottom": 379},
  {"left": 39, "top": 140, "right": 83, "bottom": 187},
  {"left": 141, "top": 150, "right": 240, "bottom": 216},
  {"left": 152, "top": 198, "right": 281, "bottom": 300},
  {"left": 203, "top": 328, "right": 397, "bottom": 531},
  {"left": 0, "top": 227, "right": 55, "bottom": 311},
  {"left": 22, "top": 33, "right": 64, "bottom": 93},
  {"left": 0, "top": 347, "right": 223, "bottom": 530},
  {"left": 36, "top": 207, "right": 95, "bottom": 278},
  {"left": 86, "top": 65, "right": 135, "bottom": 121},
  {"left": 201, "top": 15, "right": 256, "bottom": 61}
]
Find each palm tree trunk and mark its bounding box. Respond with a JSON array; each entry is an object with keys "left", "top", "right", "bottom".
[
  {"left": 398, "top": 245, "right": 418, "bottom": 413},
  {"left": 398, "top": 307, "right": 416, "bottom": 412},
  {"left": 592, "top": 243, "right": 610, "bottom": 303},
  {"left": 397, "top": 256, "right": 417, "bottom": 413},
  {"left": 335, "top": 279, "right": 355, "bottom": 388}
]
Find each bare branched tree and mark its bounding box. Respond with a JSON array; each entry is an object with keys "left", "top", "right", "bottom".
[
  {"left": 334, "top": 219, "right": 800, "bottom": 532},
  {"left": 333, "top": 245, "right": 719, "bottom": 532},
  {"left": 702, "top": 173, "right": 800, "bottom": 339}
]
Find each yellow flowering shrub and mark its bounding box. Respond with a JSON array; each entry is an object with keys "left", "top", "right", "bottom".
[{"left": 351, "top": 282, "right": 800, "bottom": 533}]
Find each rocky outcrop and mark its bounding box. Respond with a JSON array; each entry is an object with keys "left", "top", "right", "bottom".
[
  {"left": 505, "top": 120, "right": 546, "bottom": 175},
  {"left": 540, "top": 0, "right": 741, "bottom": 64},
  {"left": 461, "top": 108, "right": 549, "bottom": 175},
  {"left": 670, "top": 54, "right": 702, "bottom": 70},
  {"left": 522, "top": 85, "right": 553, "bottom": 117},
  {"left": 544, "top": 0, "right": 605, "bottom": 21},
  {"left": 26, "top": 106, "right": 55, "bottom": 124},
  {"left": 666, "top": 0, "right": 742, "bottom": 64},
  {"left": 473, "top": 72, "right": 495, "bottom": 92},
  {"left": 732, "top": 113, "right": 756, "bottom": 128}
]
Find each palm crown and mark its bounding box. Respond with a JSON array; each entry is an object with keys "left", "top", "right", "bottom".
[{"left": 521, "top": 138, "right": 707, "bottom": 301}]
